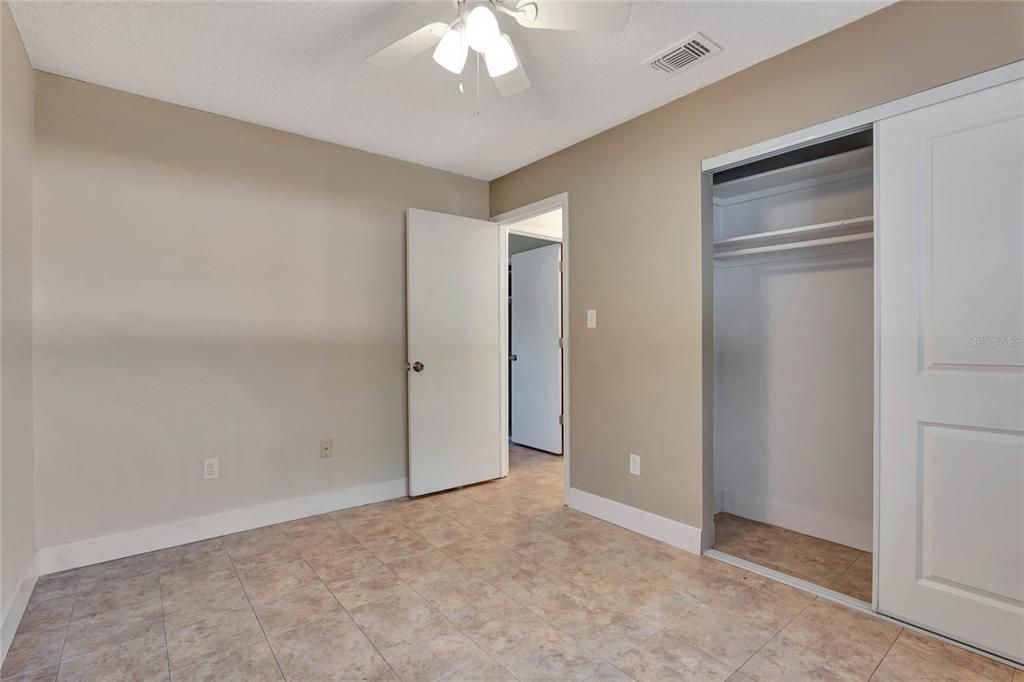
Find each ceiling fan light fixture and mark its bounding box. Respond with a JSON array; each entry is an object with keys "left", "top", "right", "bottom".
[
  {"left": 465, "top": 5, "right": 500, "bottom": 52},
  {"left": 484, "top": 33, "right": 518, "bottom": 78},
  {"left": 432, "top": 26, "right": 468, "bottom": 74}
]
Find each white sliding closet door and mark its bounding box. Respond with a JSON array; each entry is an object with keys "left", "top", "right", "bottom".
[{"left": 877, "top": 78, "right": 1024, "bottom": 662}]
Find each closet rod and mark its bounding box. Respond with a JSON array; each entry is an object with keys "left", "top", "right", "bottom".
[{"left": 713, "top": 232, "right": 872, "bottom": 259}]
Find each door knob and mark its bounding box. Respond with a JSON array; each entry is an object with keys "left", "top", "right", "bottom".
[
  {"left": 412, "top": 361, "right": 425, "bottom": 373},
  {"left": 510, "top": 354, "right": 518, "bottom": 362}
]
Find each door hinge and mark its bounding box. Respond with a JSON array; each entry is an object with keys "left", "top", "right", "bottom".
[
  {"left": 558, "top": 259, "right": 564, "bottom": 272},
  {"left": 558, "top": 414, "right": 564, "bottom": 426},
  {"left": 558, "top": 337, "right": 564, "bottom": 348}
]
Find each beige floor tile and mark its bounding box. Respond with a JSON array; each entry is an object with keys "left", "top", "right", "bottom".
[
  {"left": 164, "top": 605, "right": 264, "bottom": 670},
  {"left": 651, "top": 555, "right": 742, "bottom": 603},
  {"left": 349, "top": 589, "right": 442, "bottom": 646},
  {"left": 158, "top": 566, "right": 238, "bottom": 601},
  {"left": 726, "top": 672, "right": 756, "bottom": 682},
  {"left": 220, "top": 527, "right": 287, "bottom": 555},
  {"left": 482, "top": 522, "right": 555, "bottom": 551},
  {"left": 231, "top": 544, "right": 303, "bottom": 576},
  {"left": 69, "top": 573, "right": 161, "bottom": 621},
  {"left": 707, "top": 579, "right": 811, "bottom": 635},
  {"left": 267, "top": 612, "right": 395, "bottom": 681},
  {"left": 238, "top": 559, "right": 319, "bottom": 604},
  {"left": 738, "top": 635, "right": 860, "bottom": 681},
  {"left": 2, "top": 664, "right": 60, "bottom": 682},
  {"left": 56, "top": 632, "right": 168, "bottom": 682},
  {"left": 76, "top": 554, "right": 159, "bottom": 593},
  {"left": 871, "top": 630, "right": 1015, "bottom": 682},
  {"left": 16, "top": 597, "right": 74, "bottom": 636},
  {"left": 492, "top": 625, "right": 602, "bottom": 681},
  {"left": 411, "top": 519, "right": 482, "bottom": 550},
  {"left": 303, "top": 545, "right": 384, "bottom": 584},
  {"left": 715, "top": 513, "right": 872, "bottom": 601},
  {"left": 160, "top": 575, "right": 251, "bottom": 630},
  {"left": 343, "top": 517, "right": 411, "bottom": 543},
  {"left": 28, "top": 448, "right": 998, "bottom": 682},
  {"left": 558, "top": 611, "right": 657, "bottom": 661},
  {"left": 155, "top": 540, "right": 233, "bottom": 575},
  {"left": 378, "top": 619, "right": 486, "bottom": 682},
  {"left": 251, "top": 582, "right": 344, "bottom": 635},
  {"left": 326, "top": 568, "right": 410, "bottom": 610},
  {"left": 362, "top": 530, "right": 436, "bottom": 564},
  {"left": 663, "top": 601, "right": 778, "bottom": 669},
  {"left": 828, "top": 554, "right": 873, "bottom": 604},
  {"left": 612, "top": 629, "right": 734, "bottom": 682},
  {"left": 386, "top": 549, "right": 465, "bottom": 587},
  {"left": 776, "top": 599, "right": 900, "bottom": 678},
  {"left": 62, "top": 597, "right": 164, "bottom": 660},
  {"left": 169, "top": 639, "right": 282, "bottom": 682},
  {"left": 449, "top": 601, "right": 547, "bottom": 654},
  {"left": 289, "top": 526, "right": 361, "bottom": 555},
  {"left": 438, "top": 653, "right": 517, "bottom": 681},
  {"left": 585, "top": 663, "right": 637, "bottom": 681},
  {"left": 554, "top": 529, "right": 619, "bottom": 555},
  {"left": 518, "top": 536, "right": 594, "bottom": 570},
  {"left": 29, "top": 572, "right": 82, "bottom": 604},
  {"left": 415, "top": 576, "right": 511, "bottom": 620},
  {"left": 0, "top": 626, "right": 67, "bottom": 679}
]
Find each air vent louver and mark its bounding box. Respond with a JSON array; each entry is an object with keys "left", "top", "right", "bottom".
[{"left": 645, "top": 32, "right": 721, "bottom": 76}]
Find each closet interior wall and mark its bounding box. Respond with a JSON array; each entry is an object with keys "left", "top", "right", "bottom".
[{"left": 712, "top": 138, "right": 875, "bottom": 553}]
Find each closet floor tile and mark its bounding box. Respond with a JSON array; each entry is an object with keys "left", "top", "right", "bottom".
[{"left": 714, "top": 512, "right": 873, "bottom": 602}]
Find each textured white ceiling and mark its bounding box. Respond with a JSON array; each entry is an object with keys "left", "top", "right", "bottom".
[{"left": 10, "top": 1, "right": 889, "bottom": 180}]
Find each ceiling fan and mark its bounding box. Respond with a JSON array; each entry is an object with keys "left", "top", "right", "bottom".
[{"left": 366, "top": 0, "right": 631, "bottom": 97}]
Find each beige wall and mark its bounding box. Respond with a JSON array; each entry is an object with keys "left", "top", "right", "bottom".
[
  {"left": 32, "top": 73, "right": 487, "bottom": 547},
  {"left": 1, "top": 0, "right": 36, "bottom": 624},
  {"left": 490, "top": 1, "right": 1024, "bottom": 528}
]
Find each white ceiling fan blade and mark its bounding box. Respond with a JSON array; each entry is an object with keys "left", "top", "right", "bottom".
[
  {"left": 493, "top": 60, "right": 530, "bottom": 97},
  {"left": 513, "top": 0, "right": 630, "bottom": 32},
  {"left": 367, "top": 22, "right": 448, "bottom": 68}
]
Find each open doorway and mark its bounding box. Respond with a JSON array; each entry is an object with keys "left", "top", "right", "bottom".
[
  {"left": 494, "top": 194, "right": 569, "bottom": 500},
  {"left": 508, "top": 223, "right": 562, "bottom": 455}
]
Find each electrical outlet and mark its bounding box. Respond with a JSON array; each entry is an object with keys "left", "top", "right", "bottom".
[
  {"left": 320, "top": 438, "right": 333, "bottom": 458},
  {"left": 629, "top": 453, "right": 640, "bottom": 476},
  {"left": 204, "top": 457, "right": 219, "bottom": 479}
]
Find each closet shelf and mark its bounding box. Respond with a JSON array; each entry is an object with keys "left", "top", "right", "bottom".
[{"left": 713, "top": 215, "right": 873, "bottom": 259}]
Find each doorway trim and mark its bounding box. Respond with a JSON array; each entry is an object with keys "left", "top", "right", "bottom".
[{"left": 492, "top": 192, "right": 570, "bottom": 503}]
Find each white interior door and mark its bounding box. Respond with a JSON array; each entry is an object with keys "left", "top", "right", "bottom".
[
  {"left": 511, "top": 243, "right": 563, "bottom": 453},
  {"left": 877, "top": 78, "right": 1024, "bottom": 662},
  {"left": 407, "top": 209, "right": 504, "bottom": 496}
]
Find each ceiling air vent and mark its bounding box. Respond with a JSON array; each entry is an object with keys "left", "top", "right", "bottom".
[{"left": 645, "top": 32, "right": 721, "bottom": 77}]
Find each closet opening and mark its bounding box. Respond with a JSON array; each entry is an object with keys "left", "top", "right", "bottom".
[{"left": 708, "top": 128, "right": 875, "bottom": 604}]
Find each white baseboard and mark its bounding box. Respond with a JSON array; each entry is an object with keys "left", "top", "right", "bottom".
[
  {"left": 567, "top": 487, "right": 702, "bottom": 555},
  {"left": 1, "top": 555, "right": 39, "bottom": 662},
  {"left": 718, "top": 488, "right": 872, "bottom": 552},
  {"left": 37, "top": 477, "right": 408, "bottom": 575}
]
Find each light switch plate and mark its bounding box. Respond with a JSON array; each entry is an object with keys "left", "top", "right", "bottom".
[
  {"left": 629, "top": 453, "right": 640, "bottom": 476},
  {"left": 586, "top": 309, "right": 597, "bottom": 328},
  {"left": 321, "top": 438, "right": 333, "bottom": 458}
]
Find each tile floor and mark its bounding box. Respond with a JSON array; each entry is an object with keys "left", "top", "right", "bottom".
[
  {"left": 713, "top": 513, "right": 873, "bottom": 603},
  {"left": 3, "top": 446, "right": 1019, "bottom": 681}
]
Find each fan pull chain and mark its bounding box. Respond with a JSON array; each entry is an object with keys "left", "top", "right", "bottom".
[{"left": 475, "top": 50, "right": 481, "bottom": 165}]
